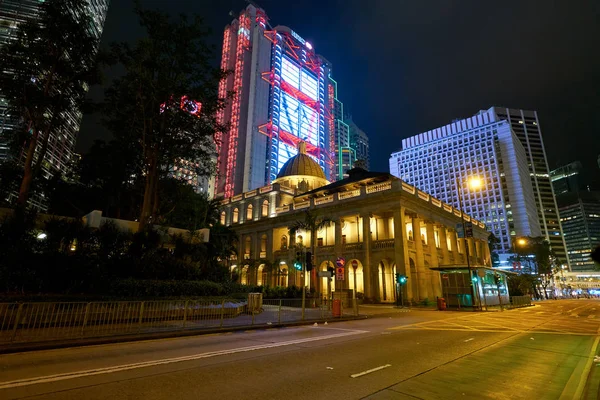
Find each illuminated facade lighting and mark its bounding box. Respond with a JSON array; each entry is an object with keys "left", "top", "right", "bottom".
[
  {"left": 389, "top": 113, "right": 541, "bottom": 254},
  {"left": 216, "top": 5, "right": 335, "bottom": 198}
]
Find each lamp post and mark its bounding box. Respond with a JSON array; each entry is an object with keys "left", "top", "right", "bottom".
[{"left": 455, "top": 176, "right": 482, "bottom": 310}]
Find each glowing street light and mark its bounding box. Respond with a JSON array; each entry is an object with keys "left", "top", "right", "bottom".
[
  {"left": 455, "top": 175, "right": 484, "bottom": 309},
  {"left": 517, "top": 238, "right": 527, "bottom": 246}
]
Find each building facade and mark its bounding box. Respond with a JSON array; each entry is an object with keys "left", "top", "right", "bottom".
[
  {"left": 557, "top": 191, "right": 600, "bottom": 272},
  {"left": 390, "top": 114, "right": 540, "bottom": 255},
  {"left": 331, "top": 78, "right": 353, "bottom": 181},
  {"left": 219, "top": 145, "right": 500, "bottom": 306},
  {"left": 346, "top": 115, "right": 370, "bottom": 171},
  {"left": 485, "top": 107, "right": 568, "bottom": 266},
  {"left": 0, "top": 0, "right": 110, "bottom": 208},
  {"left": 215, "top": 5, "right": 336, "bottom": 198},
  {"left": 551, "top": 161, "right": 583, "bottom": 196}
]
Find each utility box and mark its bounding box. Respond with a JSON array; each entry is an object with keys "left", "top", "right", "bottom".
[{"left": 247, "top": 293, "right": 263, "bottom": 314}]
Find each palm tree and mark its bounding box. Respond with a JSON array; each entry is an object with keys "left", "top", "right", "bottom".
[{"left": 288, "top": 210, "right": 334, "bottom": 317}]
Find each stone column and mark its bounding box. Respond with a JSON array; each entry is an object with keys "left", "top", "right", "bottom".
[
  {"left": 412, "top": 215, "right": 428, "bottom": 301},
  {"left": 266, "top": 230, "right": 273, "bottom": 260},
  {"left": 439, "top": 226, "right": 450, "bottom": 265},
  {"left": 393, "top": 208, "right": 412, "bottom": 303},
  {"left": 426, "top": 222, "right": 442, "bottom": 299},
  {"left": 467, "top": 237, "right": 477, "bottom": 266},
  {"left": 450, "top": 230, "right": 460, "bottom": 263},
  {"left": 458, "top": 237, "right": 467, "bottom": 264},
  {"left": 482, "top": 239, "right": 491, "bottom": 266},
  {"left": 361, "top": 213, "right": 376, "bottom": 302}
]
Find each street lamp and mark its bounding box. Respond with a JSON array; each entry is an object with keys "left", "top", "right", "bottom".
[{"left": 455, "top": 176, "right": 483, "bottom": 309}]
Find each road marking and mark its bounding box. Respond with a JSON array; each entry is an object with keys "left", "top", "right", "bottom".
[
  {"left": 0, "top": 330, "right": 368, "bottom": 390},
  {"left": 350, "top": 364, "right": 391, "bottom": 378},
  {"left": 464, "top": 338, "right": 474, "bottom": 342},
  {"left": 574, "top": 334, "right": 600, "bottom": 399}
]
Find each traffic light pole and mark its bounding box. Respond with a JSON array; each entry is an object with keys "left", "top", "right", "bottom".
[{"left": 301, "top": 248, "right": 306, "bottom": 320}]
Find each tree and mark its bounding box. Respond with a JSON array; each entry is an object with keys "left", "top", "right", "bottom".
[
  {"left": 102, "top": 4, "right": 228, "bottom": 230},
  {"left": 0, "top": 0, "right": 103, "bottom": 208},
  {"left": 288, "top": 210, "right": 334, "bottom": 289}
]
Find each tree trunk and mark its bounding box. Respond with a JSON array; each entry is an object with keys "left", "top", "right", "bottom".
[{"left": 139, "top": 152, "right": 157, "bottom": 230}]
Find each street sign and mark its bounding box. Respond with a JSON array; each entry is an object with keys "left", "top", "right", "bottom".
[
  {"left": 318, "top": 271, "right": 333, "bottom": 278},
  {"left": 336, "top": 267, "right": 345, "bottom": 281},
  {"left": 336, "top": 257, "right": 345, "bottom": 268},
  {"left": 351, "top": 260, "right": 359, "bottom": 268},
  {"left": 456, "top": 223, "right": 464, "bottom": 238},
  {"left": 465, "top": 222, "right": 473, "bottom": 238}
]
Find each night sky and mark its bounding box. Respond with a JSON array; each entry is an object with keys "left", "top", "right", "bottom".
[{"left": 79, "top": 0, "right": 600, "bottom": 187}]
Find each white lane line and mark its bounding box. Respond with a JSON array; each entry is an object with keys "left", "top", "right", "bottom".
[
  {"left": 350, "top": 364, "right": 392, "bottom": 378},
  {"left": 0, "top": 330, "right": 367, "bottom": 390},
  {"left": 464, "top": 338, "right": 474, "bottom": 342}
]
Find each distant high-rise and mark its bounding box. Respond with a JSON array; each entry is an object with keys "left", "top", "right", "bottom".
[
  {"left": 0, "top": 0, "right": 110, "bottom": 208},
  {"left": 550, "top": 161, "right": 582, "bottom": 195},
  {"left": 330, "top": 78, "right": 352, "bottom": 180},
  {"left": 485, "top": 107, "right": 568, "bottom": 267},
  {"left": 216, "top": 5, "right": 336, "bottom": 197},
  {"left": 390, "top": 111, "right": 540, "bottom": 255},
  {"left": 557, "top": 191, "right": 600, "bottom": 272},
  {"left": 346, "top": 115, "right": 370, "bottom": 171}
]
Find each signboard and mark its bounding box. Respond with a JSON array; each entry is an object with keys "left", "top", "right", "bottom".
[
  {"left": 465, "top": 222, "right": 473, "bottom": 238},
  {"left": 336, "top": 257, "right": 345, "bottom": 268},
  {"left": 336, "top": 267, "right": 345, "bottom": 281},
  {"left": 456, "top": 223, "right": 464, "bottom": 238},
  {"left": 351, "top": 260, "right": 359, "bottom": 269},
  {"left": 318, "top": 271, "right": 333, "bottom": 278}
]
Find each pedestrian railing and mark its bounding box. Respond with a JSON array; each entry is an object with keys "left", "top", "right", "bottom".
[
  {"left": 0, "top": 298, "right": 355, "bottom": 345},
  {"left": 509, "top": 295, "right": 532, "bottom": 308}
]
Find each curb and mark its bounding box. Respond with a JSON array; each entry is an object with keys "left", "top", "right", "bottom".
[{"left": 0, "top": 314, "right": 368, "bottom": 355}]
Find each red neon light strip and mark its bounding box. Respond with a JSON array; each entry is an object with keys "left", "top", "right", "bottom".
[
  {"left": 215, "top": 26, "right": 232, "bottom": 187},
  {"left": 280, "top": 80, "right": 318, "bottom": 110},
  {"left": 224, "top": 14, "right": 250, "bottom": 198}
]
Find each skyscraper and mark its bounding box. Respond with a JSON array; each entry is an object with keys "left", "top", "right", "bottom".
[
  {"left": 346, "top": 115, "right": 370, "bottom": 171},
  {"left": 330, "top": 78, "right": 352, "bottom": 180},
  {"left": 485, "top": 107, "right": 568, "bottom": 267},
  {"left": 216, "top": 5, "right": 335, "bottom": 198},
  {"left": 550, "top": 161, "right": 582, "bottom": 196},
  {"left": 557, "top": 191, "right": 600, "bottom": 271},
  {"left": 390, "top": 112, "right": 540, "bottom": 255},
  {"left": 390, "top": 107, "right": 569, "bottom": 267},
  {"left": 0, "top": 0, "right": 110, "bottom": 208}
]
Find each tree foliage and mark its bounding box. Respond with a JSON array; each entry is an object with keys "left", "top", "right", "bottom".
[
  {"left": 0, "top": 0, "right": 103, "bottom": 207},
  {"left": 102, "top": 4, "right": 228, "bottom": 229}
]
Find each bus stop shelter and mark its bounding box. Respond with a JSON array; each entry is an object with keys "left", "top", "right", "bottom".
[{"left": 431, "top": 265, "right": 512, "bottom": 309}]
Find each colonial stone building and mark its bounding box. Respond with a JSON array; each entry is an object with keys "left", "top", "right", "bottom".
[{"left": 219, "top": 144, "right": 492, "bottom": 304}]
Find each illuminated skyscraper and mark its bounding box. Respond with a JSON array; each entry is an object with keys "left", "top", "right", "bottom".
[
  {"left": 0, "top": 0, "right": 110, "bottom": 208},
  {"left": 216, "top": 5, "right": 335, "bottom": 198},
  {"left": 390, "top": 107, "right": 569, "bottom": 268},
  {"left": 390, "top": 111, "right": 541, "bottom": 256}
]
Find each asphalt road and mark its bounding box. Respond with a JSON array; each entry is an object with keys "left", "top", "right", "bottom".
[{"left": 0, "top": 299, "right": 599, "bottom": 400}]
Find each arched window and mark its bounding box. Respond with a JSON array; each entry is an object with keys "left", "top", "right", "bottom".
[
  {"left": 233, "top": 208, "right": 239, "bottom": 223},
  {"left": 262, "top": 199, "right": 269, "bottom": 217},
  {"left": 246, "top": 204, "right": 253, "bottom": 221},
  {"left": 220, "top": 211, "right": 226, "bottom": 225},
  {"left": 260, "top": 234, "right": 267, "bottom": 253},
  {"left": 281, "top": 235, "right": 288, "bottom": 250}
]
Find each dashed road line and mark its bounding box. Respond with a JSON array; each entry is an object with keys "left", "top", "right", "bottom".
[{"left": 350, "top": 364, "right": 391, "bottom": 378}]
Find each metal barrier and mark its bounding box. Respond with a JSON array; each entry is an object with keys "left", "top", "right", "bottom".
[
  {"left": 509, "top": 295, "right": 532, "bottom": 308},
  {"left": 0, "top": 298, "right": 356, "bottom": 345}
]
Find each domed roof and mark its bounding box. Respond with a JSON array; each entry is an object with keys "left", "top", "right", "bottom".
[{"left": 276, "top": 141, "right": 326, "bottom": 180}]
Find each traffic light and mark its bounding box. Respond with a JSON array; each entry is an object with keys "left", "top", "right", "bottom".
[
  {"left": 396, "top": 274, "right": 407, "bottom": 285},
  {"left": 293, "top": 252, "right": 302, "bottom": 271},
  {"left": 306, "top": 252, "right": 313, "bottom": 271}
]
